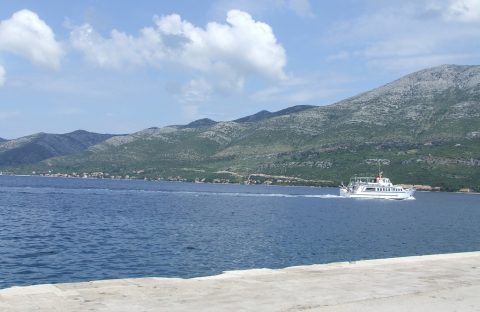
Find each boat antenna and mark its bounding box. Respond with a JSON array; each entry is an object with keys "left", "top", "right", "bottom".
[{"left": 377, "top": 161, "right": 382, "bottom": 177}]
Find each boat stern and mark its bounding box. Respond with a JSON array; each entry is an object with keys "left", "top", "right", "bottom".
[{"left": 339, "top": 187, "right": 349, "bottom": 197}]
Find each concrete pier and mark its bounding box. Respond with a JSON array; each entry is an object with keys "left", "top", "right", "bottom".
[{"left": 1, "top": 252, "right": 479, "bottom": 311}]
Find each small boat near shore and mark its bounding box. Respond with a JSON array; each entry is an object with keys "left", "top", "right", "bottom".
[{"left": 339, "top": 173, "right": 415, "bottom": 200}]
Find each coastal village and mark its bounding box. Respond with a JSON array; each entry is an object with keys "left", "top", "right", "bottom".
[{"left": 2, "top": 170, "right": 474, "bottom": 192}]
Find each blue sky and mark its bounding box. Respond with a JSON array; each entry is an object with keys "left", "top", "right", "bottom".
[{"left": 0, "top": 0, "right": 479, "bottom": 138}]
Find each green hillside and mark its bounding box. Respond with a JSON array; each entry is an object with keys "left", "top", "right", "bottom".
[{"left": 4, "top": 65, "right": 480, "bottom": 191}]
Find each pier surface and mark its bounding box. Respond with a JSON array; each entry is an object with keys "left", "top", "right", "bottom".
[{"left": 1, "top": 252, "right": 479, "bottom": 311}]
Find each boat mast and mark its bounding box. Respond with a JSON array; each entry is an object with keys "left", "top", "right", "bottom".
[{"left": 377, "top": 161, "right": 383, "bottom": 178}]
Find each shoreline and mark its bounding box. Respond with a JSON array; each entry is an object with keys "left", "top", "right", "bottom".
[
  {"left": 1, "top": 173, "right": 479, "bottom": 195},
  {"left": 1, "top": 251, "right": 479, "bottom": 311}
]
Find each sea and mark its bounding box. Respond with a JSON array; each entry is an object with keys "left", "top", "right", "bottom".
[{"left": 0, "top": 175, "right": 479, "bottom": 289}]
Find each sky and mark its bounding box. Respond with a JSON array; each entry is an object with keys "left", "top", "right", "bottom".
[{"left": 0, "top": 0, "right": 479, "bottom": 139}]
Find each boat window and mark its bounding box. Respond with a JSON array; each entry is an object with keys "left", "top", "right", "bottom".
[{"left": 365, "top": 187, "right": 375, "bottom": 191}]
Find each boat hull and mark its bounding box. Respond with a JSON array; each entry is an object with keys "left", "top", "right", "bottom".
[{"left": 339, "top": 188, "right": 415, "bottom": 200}]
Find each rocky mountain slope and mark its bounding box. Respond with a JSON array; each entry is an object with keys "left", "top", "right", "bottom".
[
  {"left": 179, "top": 118, "right": 218, "bottom": 129},
  {"left": 233, "top": 105, "right": 315, "bottom": 123},
  {"left": 3, "top": 65, "right": 480, "bottom": 191},
  {"left": 0, "top": 130, "right": 116, "bottom": 166}
]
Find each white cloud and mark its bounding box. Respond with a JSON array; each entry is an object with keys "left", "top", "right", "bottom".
[
  {"left": 0, "top": 65, "right": 5, "bottom": 86},
  {"left": 211, "top": 0, "right": 314, "bottom": 18},
  {"left": 70, "top": 9, "right": 287, "bottom": 99},
  {"left": 70, "top": 24, "right": 164, "bottom": 69},
  {"left": 327, "top": 1, "right": 480, "bottom": 73},
  {"left": 155, "top": 10, "right": 286, "bottom": 79},
  {"left": 179, "top": 79, "right": 213, "bottom": 103},
  {"left": 447, "top": 0, "right": 480, "bottom": 22},
  {"left": 0, "top": 9, "right": 63, "bottom": 69}
]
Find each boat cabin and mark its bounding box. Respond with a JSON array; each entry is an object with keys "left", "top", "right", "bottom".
[{"left": 349, "top": 176, "right": 392, "bottom": 185}]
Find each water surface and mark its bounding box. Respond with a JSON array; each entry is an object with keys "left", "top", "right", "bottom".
[{"left": 0, "top": 176, "right": 479, "bottom": 288}]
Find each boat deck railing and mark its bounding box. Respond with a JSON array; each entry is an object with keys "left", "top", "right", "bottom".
[{"left": 350, "top": 177, "right": 376, "bottom": 183}]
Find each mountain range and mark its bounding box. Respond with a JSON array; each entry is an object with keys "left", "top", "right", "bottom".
[
  {"left": 0, "top": 130, "right": 116, "bottom": 167},
  {"left": 1, "top": 64, "right": 479, "bottom": 191}
]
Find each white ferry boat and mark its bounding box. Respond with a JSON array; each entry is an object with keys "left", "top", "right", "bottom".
[{"left": 339, "top": 173, "right": 415, "bottom": 200}]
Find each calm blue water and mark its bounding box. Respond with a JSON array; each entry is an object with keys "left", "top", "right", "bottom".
[{"left": 0, "top": 175, "right": 479, "bottom": 289}]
